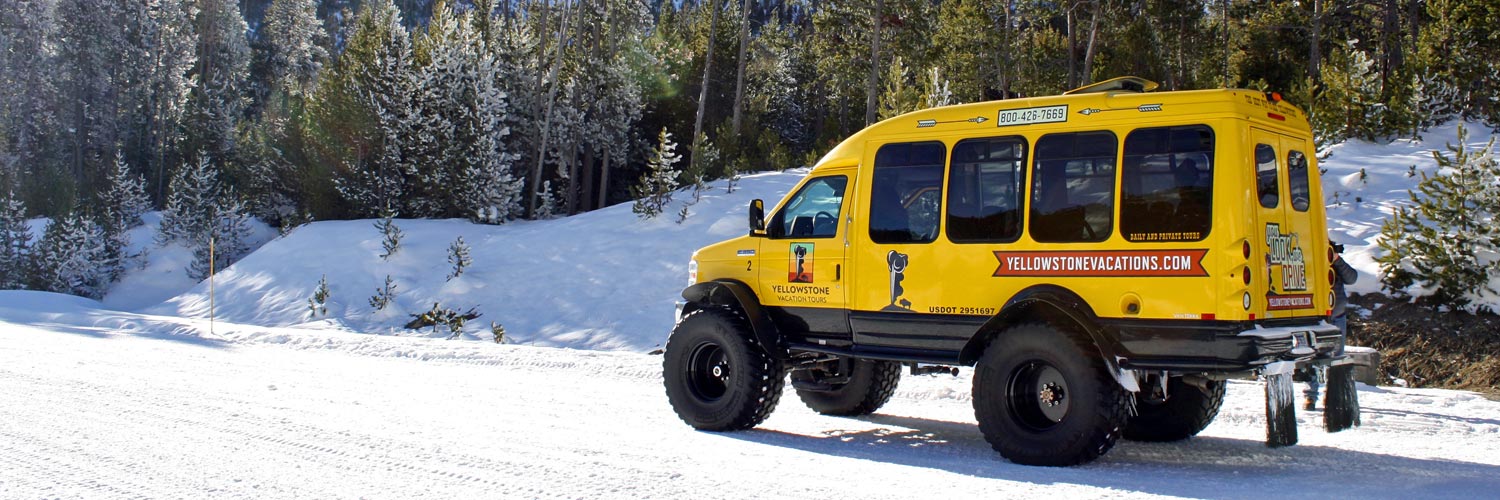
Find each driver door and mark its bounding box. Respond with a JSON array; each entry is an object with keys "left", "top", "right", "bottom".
[{"left": 757, "top": 170, "right": 856, "bottom": 340}]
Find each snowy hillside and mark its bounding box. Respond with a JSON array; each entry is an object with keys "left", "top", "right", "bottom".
[{"left": 145, "top": 172, "right": 799, "bottom": 351}]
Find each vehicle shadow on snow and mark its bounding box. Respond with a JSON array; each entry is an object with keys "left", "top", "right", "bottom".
[{"left": 728, "top": 414, "right": 1500, "bottom": 499}]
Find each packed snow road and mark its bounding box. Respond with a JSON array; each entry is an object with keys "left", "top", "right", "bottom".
[{"left": 2, "top": 315, "right": 1499, "bottom": 499}]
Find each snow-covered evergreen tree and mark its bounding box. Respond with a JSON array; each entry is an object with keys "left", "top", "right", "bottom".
[
  {"left": 256, "top": 0, "right": 327, "bottom": 98},
  {"left": 31, "top": 212, "right": 108, "bottom": 298},
  {"left": 100, "top": 151, "right": 151, "bottom": 282},
  {"left": 446, "top": 235, "right": 470, "bottom": 281},
  {"left": 1376, "top": 124, "right": 1500, "bottom": 310},
  {"left": 157, "top": 156, "right": 221, "bottom": 246},
  {"left": 184, "top": 0, "right": 252, "bottom": 166},
  {"left": 119, "top": 0, "right": 196, "bottom": 204},
  {"left": 1414, "top": 73, "right": 1461, "bottom": 132},
  {"left": 632, "top": 128, "right": 680, "bottom": 219},
  {"left": 187, "top": 191, "right": 253, "bottom": 281},
  {"left": 684, "top": 131, "right": 715, "bottom": 202},
  {"left": 533, "top": 181, "right": 559, "bottom": 220},
  {"left": 369, "top": 274, "right": 396, "bottom": 310},
  {"left": 374, "top": 208, "right": 402, "bottom": 260},
  {"left": 405, "top": 1, "right": 524, "bottom": 221},
  {"left": 0, "top": 191, "right": 30, "bottom": 289},
  {"left": 326, "top": 0, "right": 415, "bottom": 217}
]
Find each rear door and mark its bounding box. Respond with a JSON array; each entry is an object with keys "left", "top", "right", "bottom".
[{"left": 1250, "top": 128, "right": 1316, "bottom": 318}]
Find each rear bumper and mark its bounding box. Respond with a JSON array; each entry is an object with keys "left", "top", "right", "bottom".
[{"left": 1104, "top": 318, "right": 1342, "bottom": 373}]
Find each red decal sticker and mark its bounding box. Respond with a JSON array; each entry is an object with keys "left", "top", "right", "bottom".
[{"left": 992, "top": 250, "right": 1208, "bottom": 277}]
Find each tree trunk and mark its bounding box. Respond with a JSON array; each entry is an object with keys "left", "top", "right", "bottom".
[
  {"left": 1065, "top": 6, "right": 1077, "bottom": 89},
  {"left": 1082, "top": 0, "right": 1102, "bottom": 86},
  {"left": 580, "top": 146, "right": 595, "bottom": 212},
  {"left": 565, "top": 139, "right": 579, "bottom": 215},
  {"left": 692, "top": 0, "right": 722, "bottom": 150},
  {"left": 997, "top": 1, "right": 1013, "bottom": 99},
  {"left": 597, "top": 145, "right": 611, "bottom": 209},
  {"left": 731, "top": 0, "right": 752, "bottom": 135},
  {"left": 864, "top": 0, "right": 883, "bottom": 127},
  {"left": 1309, "top": 0, "right": 1322, "bottom": 87},
  {"left": 528, "top": 0, "right": 571, "bottom": 218}
]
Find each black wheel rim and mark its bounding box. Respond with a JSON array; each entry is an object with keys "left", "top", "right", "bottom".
[
  {"left": 687, "top": 341, "right": 731, "bottom": 402},
  {"left": 1007, "top": 360, "right": 1071, "bottom": 431}
]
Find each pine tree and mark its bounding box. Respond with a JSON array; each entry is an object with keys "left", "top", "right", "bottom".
[
  {"left": 183, "top": 0, "right": 252, "bottom": 166},
  {"left": 374, "top": 208, "right": 403, "bottom": 260},
  {"left": 321, "top": 0, "right": 416, "bottom": 218},
  {"left": 683, "top": 131, "right": 716, "bottom": 201},
  {"left": 308, "top": 274, "right": 329, "bottom": 317},
  {"left": 254, "top": 0, "right": 327, "bottom": 100},
  {"left": 632, "top": 128, "right": 680, "bottom": 219},
  {"left": 369, "top": 274, "right": 397, "bottom": 310},
  {"left": 406, "top": 1, "right": 524, "bottom": 222},
  {"left": 0, "top": 192, "right": 31, "bottom": 289},
  {"left": 31, "top": 212, "right": 108, "bottom": 298},
  {"left": 100, "top": 151, "right": 150, "bottom": 282},
  {"left": 1376, "top": 124, "right": 1500, "bottom": 311},
  {"left": 157, "top": 155, "right": 221, "bottom": 246},
  {"left": 187, "top": 191, "right": 253, "bottom": 281},
  {"left": 446, "top": 235, "right": 470, "bottom": 281}
]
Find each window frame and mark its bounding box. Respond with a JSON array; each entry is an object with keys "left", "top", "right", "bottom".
[
  {"left": 945, "top": 135, "right": 1029, "bottom": 244},
  {"left": 1287, "top": 149, "right": 1311, "bottom": 212},
  {"left": 1255, "top": 143, "right": 1280, "bottom": 209},
  {"left": 1119, "top": 124, "right": 1215, "bottom": 243},
  {"left": 768, "top": 175, "right": 849, "bottom": 240},
  {"left": 1027, "top": 130, "right": 1119, "bottom": 243},
  {"left": 868, "top": 141, "right": 947, "bottom": 245}
]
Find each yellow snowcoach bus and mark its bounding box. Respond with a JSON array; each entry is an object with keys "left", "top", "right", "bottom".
[{"left": 663, "top": 77, "right": 1359, "bottom": 466}]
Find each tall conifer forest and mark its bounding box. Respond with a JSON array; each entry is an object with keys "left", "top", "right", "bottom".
[{"left": 1, "top": 0, "right": 1497, "bottom": 226}]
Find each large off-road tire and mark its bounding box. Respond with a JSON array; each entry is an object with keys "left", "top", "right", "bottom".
[
  {"left": 1123, "top": 377, "right": 1225, "bottom": 442},
  {"left": 663, "top": 308, "right": 786, "bottom": 431},
  {"left": 972, "top": 323, "right": 1131, "bottom": 466},
  {"left": 792, "top": 358, "right": 902, "bottom": 416}
]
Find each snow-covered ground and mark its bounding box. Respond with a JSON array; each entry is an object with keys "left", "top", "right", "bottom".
[
  {"left": 2, "top": 291, "right": 1499, "bottom": 499},
  {"left": 2, "top": 122, "right": 1499, "bottom": 496}
]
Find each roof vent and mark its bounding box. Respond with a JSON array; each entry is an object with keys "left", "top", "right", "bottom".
[{"left": 1063, "top": 76, "right": 1160, "bottom": 95}]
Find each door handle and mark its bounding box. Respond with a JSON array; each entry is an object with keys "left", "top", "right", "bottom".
[{"left": 836, "top": 264, "right": 841, "bottom": 281}]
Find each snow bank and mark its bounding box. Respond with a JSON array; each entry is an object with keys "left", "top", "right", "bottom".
[
  {"left": 1319, "top": 120, "right": 1500, "bottom": 305},
  {"left": 146, "top": 172, "right": 803, "bottom": 351}
]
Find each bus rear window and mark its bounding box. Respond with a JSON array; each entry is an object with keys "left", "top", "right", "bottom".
[
  {"left": 1121, "top": 125, "right": 1214, "bottom": 242},
  {"left": 1029, "top": 131, "right": 1116, "bottom": 243},
  {"left": 1287, "top": 150, "right": 1311, "bottom": 212}
]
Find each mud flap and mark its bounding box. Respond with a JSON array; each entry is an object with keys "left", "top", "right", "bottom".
[
  {"left": 1323, "top": 364, "right": 1361, "bottom": 432},
  {"left": 1263, "top": 361, "right": 1298, "bottom": 448}
]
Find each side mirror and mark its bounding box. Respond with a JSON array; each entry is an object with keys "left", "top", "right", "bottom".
[{"left": 748, "top": 199, "right": 766, "bottom": 236}]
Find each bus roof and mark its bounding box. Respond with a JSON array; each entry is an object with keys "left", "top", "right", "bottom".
[{"left": 811, "top": 86, "right": 1310, "bottom": 171}]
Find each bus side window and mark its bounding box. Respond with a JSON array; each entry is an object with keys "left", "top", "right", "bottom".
[
  {"left": 1029, "top": 131, "right": 1117, "bottom": 243},
  {"left": 1121, "top": 125, "right": 1214, "bottom": 242},
  {"left": 871, "top": 142, "right": 945, "bottom": 244},
  {"left": 947, "top": 136, "right": 1026, "bottom": 243},
  {"left": 1256, "top": 144, "right": 1279, "bottom": 208}
]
